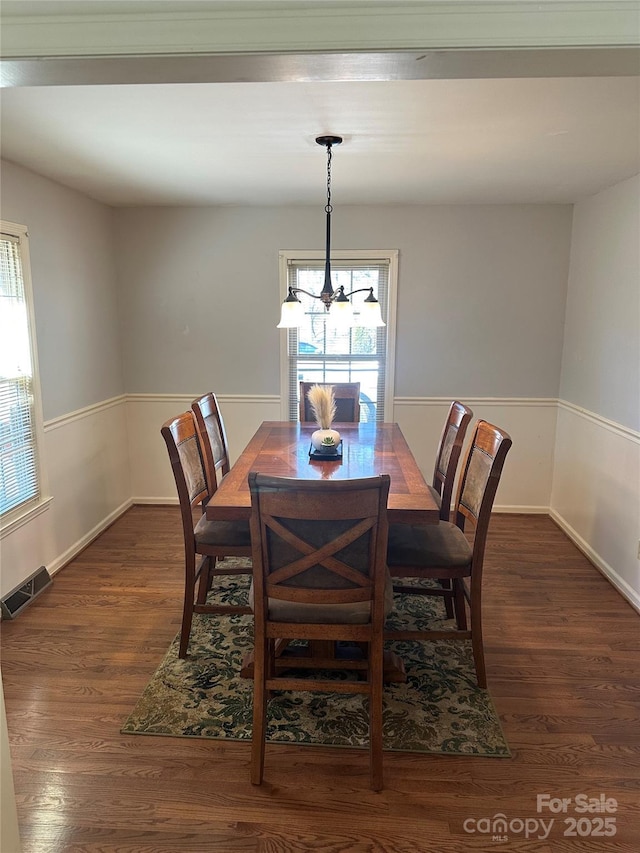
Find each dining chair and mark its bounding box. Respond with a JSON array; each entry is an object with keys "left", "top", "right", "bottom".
[
  {"left": 248, "top": 472, "right": 392, "bottom": 791},
  {"left": 430, "top": 401, "right": 473, "bottom": 522},
  {"left": 429, "top": 401, "right": 473, "bottom": 618},
  {"left": 161, "top": 412, "right": 252, "bottom": 659},
  {"left": 191, "top": 391, "right": 231, "bottom": 500},
  {"left": 385, "top": 420, "right": 512, "bottom": 688},
  {"left": 299, "top": 381, "right": 361, "bottom": 423}
]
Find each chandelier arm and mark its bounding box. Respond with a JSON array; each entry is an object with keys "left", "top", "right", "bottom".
[
  {"left": 289, "top": 285, "right": 379, "bottom": 303},
  {"left": 342, "top": 286, "right": 378, "bottom": 301},
  {"left": 289, "top": 286, "right": 326, "bottom": 301}
]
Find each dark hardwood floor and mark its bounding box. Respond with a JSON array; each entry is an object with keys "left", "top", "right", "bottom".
[{"left": 2, "top": 507, "right": 639, "bottom": 852}]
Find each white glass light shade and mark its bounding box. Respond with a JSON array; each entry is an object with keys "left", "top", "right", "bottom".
[
  {"left": 357, "top": 299, "right": 385, "bottom": 327},
  {"left": 277, "top": 298, "right": 305, "bottom": 328},
  {"left": 329, "top": 298, "right": 354, "bottom": 328}
]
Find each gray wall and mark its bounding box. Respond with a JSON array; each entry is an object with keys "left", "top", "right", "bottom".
[
  {"left": 0, "top": 160, "right": 574, "bottom": 414},
  {"left": 560, "top": 174, "right": 640, "bottom": 431},
  {"left": 114, "top": 204, "right": 572, "bottom": 397},
  {"left": 1, "top": 160, "right": 124, "bottom": 421}
]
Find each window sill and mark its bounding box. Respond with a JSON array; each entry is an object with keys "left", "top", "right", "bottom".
[{"left": 0, "top": 496, "right": 53, "bottom": 539}]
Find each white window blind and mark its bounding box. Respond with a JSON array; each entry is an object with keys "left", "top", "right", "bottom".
[
  {"left": 0, "top": 230, "right": 40, "bottom": 517},
  {"left": 285, "top": 258, "right": 391, "bottom": 422}
]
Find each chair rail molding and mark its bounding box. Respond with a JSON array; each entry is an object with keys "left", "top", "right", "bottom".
[
  {"left": 394, "top": 396, "right": 558, "bottom": 407},
  {"left": 44, "top": 394, "right": 127, "bottom": 432},
  {"left": 557, "top": 398, "right": 640, "bottom": 443},
  {"left": 125, "top": 393, "right": 279, "bottom": 406}
]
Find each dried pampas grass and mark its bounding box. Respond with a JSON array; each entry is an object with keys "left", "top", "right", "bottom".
[{"left": 306, "top": 384, "right": 336, "bottom": 429}]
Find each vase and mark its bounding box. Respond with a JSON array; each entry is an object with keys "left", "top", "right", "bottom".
[{"left": 310, "top": 428, "right": 341, "bottom": 454}]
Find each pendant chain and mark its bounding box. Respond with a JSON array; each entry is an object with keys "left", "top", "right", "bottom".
[{"left": 325, "top": 145, "right": 333, "bottom": 215}]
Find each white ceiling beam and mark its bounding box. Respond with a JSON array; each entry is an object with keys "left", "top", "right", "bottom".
[
  {"left": 1, "top": 1, "right": 639, "bottom": 60},
  {"left": 2, "top": 47, "right": 639, "bottom": 88}
]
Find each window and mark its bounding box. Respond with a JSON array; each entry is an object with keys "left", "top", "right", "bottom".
[
  {"left": 280, "top": 250, "right": 397, "bottom": 421},
  {"left": 0, "top": 223, "right": 46, "bottom": 525}
]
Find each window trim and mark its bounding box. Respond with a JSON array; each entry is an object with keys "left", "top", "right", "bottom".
[
  {"left": 0, "top": 220, "right": 50, "bottom": 533},
  {"left": 278, "top": 249, "right": 398, "bottom": 421}
]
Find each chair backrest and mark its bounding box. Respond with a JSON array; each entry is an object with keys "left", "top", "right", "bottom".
[
  {"left": 191, "top": 392, "right": 230, "bottom": 495},
  {"left": 161, "top": 412, "right": 209, "bottom": 545},
  {"left": 299, "top": 382, "right": 361, "bottom": 423},
  {"left": 453, "top": 420, "right": 512, "bottom": 561},
  {"left": 432, "top": 401, "right": 473, "bottom": 520},
  {"left": 248, "top": 473, "right": 390, "bottom": 618}
]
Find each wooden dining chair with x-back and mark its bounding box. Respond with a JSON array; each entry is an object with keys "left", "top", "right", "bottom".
[{"left": 248, "top": 472, "right": 392, "bottom": 791}]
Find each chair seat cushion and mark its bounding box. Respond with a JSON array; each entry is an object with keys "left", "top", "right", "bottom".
[
  {"left": 249, "top": 569, "right": 395, "bottom": 624},
  {"left": 387, "top": 521, "right": 472, "bottom": 569},
  {"left": 194, "top": 514, "right": 251, "bottom": 548}
]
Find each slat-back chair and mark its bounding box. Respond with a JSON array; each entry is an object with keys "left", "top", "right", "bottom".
[
  {"left": 385, "top": 420, "right": 512, "bottom": 688},
  {"left": 299, "top": 382, "right": 361, "bottom": 423},
  {"left": 161, "top": 412, "right": 251, "bottom": 658},
  {"left": 431, "top": 401, "right": 473, "bottom": 521},
  {"left": 248, "top": 472, "right": 391, "bottom": 791},
  {"left": 429, "top": 401, "right": 473, "bottom": 617},
  {"left": 191, "top": 392, "right": 231, "bottom": 499}
]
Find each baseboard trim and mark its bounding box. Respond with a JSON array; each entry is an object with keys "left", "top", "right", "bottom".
[
  {"left": 493, "top": 505, "right": 549, "bottom": 515},
  {"left": 550, "top": 509, "right": 640, "bottom": 615},
  {"left": 44, "top": 498, "right": 640, "bottom": 617},
  {"left": 47, "top": 499, "right": 133, "bottom": 577},
  {"left": 132, "top": 496, "right": 178, "bottom": 505}
]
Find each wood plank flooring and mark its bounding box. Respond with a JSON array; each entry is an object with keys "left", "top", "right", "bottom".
[{"left": 2, "top": 507, "right": 639, "bottom": 852}]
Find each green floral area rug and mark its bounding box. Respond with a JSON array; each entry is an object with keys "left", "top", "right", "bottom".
[{"left": 122, "top": 560, "right": 510, "bottom": 756}]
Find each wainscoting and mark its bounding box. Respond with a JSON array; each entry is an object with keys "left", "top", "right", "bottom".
[
  {"left": 393, "top": 397, "right": 557, "bottom": 514},
  {"left": 0, "top": 396, "right": 131, "bottom": 598},
  {"left": 551, "top": 401, "right": 640, "bottom": 613},
  {"left": 126, "top": 393, "right": 282, "bottom": 503},
  {"left": 2, "top": 394, "right": 637, "bottom": 613}
]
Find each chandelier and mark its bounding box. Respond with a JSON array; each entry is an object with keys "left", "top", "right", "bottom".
[{"left": 277, "top": 135, "right": 385, "bottom": 329}]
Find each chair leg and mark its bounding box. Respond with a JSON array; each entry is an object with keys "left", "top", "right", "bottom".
[
  {"left": 440, "top": 579, "right": 454, "bottom": 619},
  {"left": 251, "top": 633, "right": 268, "bottom": 785},
  {"left": 470, "top": 581, "right": 487, "bottom": 689},
  {"left": 453, "top": 578, "right": 467, "bottom": 630},
  {"left": 178, "top": 586, "right": 195, "bottom": 659},
  {"left": 196, "top": 556, "right": 214, "bottom": 605},
  {"left": 368, "top": 638, "right": 384, "bottom": 792},
  {"left": 266, "top": 637, "right": 276, "bottom": 684}
]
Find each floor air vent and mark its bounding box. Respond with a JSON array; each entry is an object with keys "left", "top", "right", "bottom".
[{"left": 1, "top": 566, "right": 52, "bottom": 620}]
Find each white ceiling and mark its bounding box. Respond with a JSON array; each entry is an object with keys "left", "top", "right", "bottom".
[
  {"left": 1, "top": 1, "right": 638, "bottom": 208},
  {"left": 2, "top": 75, "right": 638, "bottom": 207}
]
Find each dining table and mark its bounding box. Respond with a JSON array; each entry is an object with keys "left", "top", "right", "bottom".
[
  {"left": 205, "top": 420, "right": 440, "bottom": 681},
  {"left": 205, "top": 420, "right": 439, "bottom": 525}
]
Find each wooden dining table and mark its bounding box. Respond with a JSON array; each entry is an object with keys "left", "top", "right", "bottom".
[
  {"left": 205, "top": 420, "right": 439, "bottom": 682},
  {"left": 205, "top": 420, "right": 439, "bottom": 525}
]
